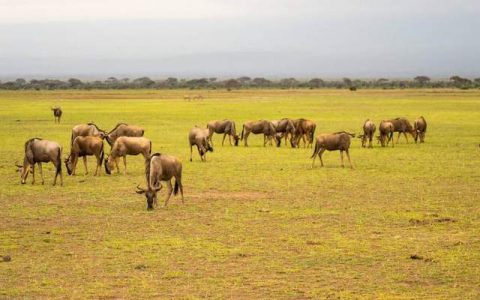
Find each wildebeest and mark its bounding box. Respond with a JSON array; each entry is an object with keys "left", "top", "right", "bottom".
[
  {"left": 378, "top": 121, "right": 395, "bottom": 147},
  {"left": 189, "top": 126, "right": 213, "bottom": 161},
  {"left": 51, "top": 107, "right": 62, "bottom": 123},
  {"left": 65, "top": 136, "right": 104, "bottom": 176},
  {"left": 207, "top": 120, "right": 239, "bottom": 146},
  {"left": 193, "top": 94, "right": 204, "bottom": 100},
  {"left": 136, "top": 153, "right": 184, "bottom": 209},
  {"left": 71, "top": 123, "right": 106, "bottom": 146},
  {"left": 271, "top": 118, "right": 296, "bottom": 146},
  {"left": 106, "top": 123, "right": 144, "bottom": 146},
  {"left": 361, "top": 119, "right": 376, "bottom": 148},
  {"left": 241, "top": 120, "right": 277, "bottom": 147},
  {"left": 104, "top": 136, "right": 151, "bottom": 175},
  {"left": 311, "top": 132, "right": 354, "bottom": 169},
  {"left": 414, "top": 116, "right": 427, "bottom": 143},
  {"left": 386, "top": 118, "right": 415, "bottom": 144},
  {"left": 291, "top": 118, "right": 316, "bottom": 148},
  {"left": 16, "top": 138, "right": 63, "bottom": 185}
]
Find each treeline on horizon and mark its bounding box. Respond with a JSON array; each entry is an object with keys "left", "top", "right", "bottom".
[{"left": 1, "top": 75, "right": 479, "bottom": 90}]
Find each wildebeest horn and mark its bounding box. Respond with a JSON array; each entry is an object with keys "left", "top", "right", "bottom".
[
  {"left": 136, "top": 185, "right": 146, "bottom": 194},
  {"left": 15, "top": 162, "right": 23, "bottom": 168}
]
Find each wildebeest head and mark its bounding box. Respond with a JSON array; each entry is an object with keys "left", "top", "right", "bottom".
[
  {"left": 136, "top": 185, "right": 161, "bottom": 210},
  {"left": 205, "top": 138, "right": 213, "bottom": 152},
  {"left": 104, "top": 155, "right": 114, "bottom": 175},
  {"left": 275, "top": 133, "right": 283, "bottom": 147},
  {"left": 64, "top": 155, "right": 73, "bottom": 175},
  {"left": 233, "top": 134, "right": 240, "bottom": 146},
  {"left": 16, "top": 160, "right": 32, "bottom": 184}
]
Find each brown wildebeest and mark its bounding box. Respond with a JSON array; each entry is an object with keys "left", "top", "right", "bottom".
[
  {"left": 16, "top": 138, "right": 63, "bottom": 185},
  {"left": 106, "top": 123, "right": 144, "bottom": 146},
  {"left": 386, "top": 118, "right": 415, "bottom": 144},
  {"left": 291, "top": 118, "right": 316, "bottom": 148},
  {"left": 311, "top": 132, "right": 354, "bottom": 169},
  {"left": 271, "top": 118, "right": 296, "bottom": 146},
  {"left": 189, "top": 126, "right": 213, "bottom": 161},
  {"left": 207, "top": 120, "right": 239, "bottom": 146},
  {"left": 65, "top": 136, "right": 104, "bottom": 176},
  {"left": 136, "top": 153, "right": 184, "bottom": 209},
  {"left": 414, "top": 116, "right": 427, "bottom": 143},
  {"left": 71, "top": 123, "right": 106, "bottom": 146},
  {"left": 51, "top": 107, "right": 62, "bottom": 123},
  {"left": 193, "top": 94, "right": 204, "bottom": 100},
  {"left": 184, "top": 95, "right": 191, "bottom": 101},
  {"left": 361, "top": 119, "right": 376, "bottom": 148},
  {"left": 241, "top": 120, "right": 277, "bottom": 147},
  {"left": 104, "top": 137, "right": 151, "bottom": 175},
  {"left": 379, "top": 121, "right": 395, "bottom": 147}
]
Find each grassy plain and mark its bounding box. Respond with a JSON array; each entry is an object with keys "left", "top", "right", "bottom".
[{"left": 0, "top": 89, "right": 479, "bottom": 299}]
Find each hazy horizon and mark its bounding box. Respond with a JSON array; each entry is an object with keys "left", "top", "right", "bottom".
[{"left": 1, "top": 0, "right": 479, "bottom": 80}]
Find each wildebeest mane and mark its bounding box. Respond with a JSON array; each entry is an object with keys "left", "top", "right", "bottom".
[
  {"left": 24, "top": 138, "right": 42, "bottom": 152},
  {"left": 145, "top": 153, "right": 161, "bottom": 188}
]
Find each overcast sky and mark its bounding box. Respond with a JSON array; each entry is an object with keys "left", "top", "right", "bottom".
[{"left": 1, "top": 0, "right": 479, "bottom": 79}]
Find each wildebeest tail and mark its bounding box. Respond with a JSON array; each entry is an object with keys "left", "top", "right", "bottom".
[
  {"left": 311, "top": 124, "right": 316, "bottom": 141},
  {"left": 56, "top": 147, "right": 62, "bottom": 176},
  {"left": 149, "top": 141, "right": 152, "bottom": 155},
  {"left": 311, "top": 141, "right": 319, "bottom": 158},
  {"left": 174, "top": 180, "right": 179, "bottom": 195}
]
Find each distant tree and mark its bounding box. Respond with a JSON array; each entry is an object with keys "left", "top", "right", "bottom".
[
  {"left": 252, "top": 77, "right": 271, "bottom": 88},
  {"left": 165, "top": 77, "right": 178, "bottom": 88},
  {"left": 68, "top": 78, "right": 83, "bottom": 88},
  {"left": 308, "top": 78, "right": 325, "bottom": 88},
  {"left": 132, "top": 77, "right": 155, "bottom": 88},
  {"left": 413, "top": 76, "right": 430, "bottom": 86},
  {"left": 342, "top": 78, "right": 352, "bottom": 87},
  {"left": 280, "top": 78, "right": 299, "bottom": 89},
  {"left": 225, "top": 79, "right": 240, "bottom": 90}
]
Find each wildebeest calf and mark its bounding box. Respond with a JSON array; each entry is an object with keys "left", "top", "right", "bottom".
[
  {"left": 136, "top": 153, "right": 184, "bottom": 209},
  {"left": 189, "top": 126, "right": 213, "bottom": 161},
  {"left": 65, "top": 136, "right": 104, "bottom": 176},
  {"left": 16, "top": 138, "right": 63, "bottom": 185},
  {"left": 311, "top": 132, "right": 354, "bottom": 169},
  {"left": 104, "top": 136, "right": 151, "bottom": 175}
]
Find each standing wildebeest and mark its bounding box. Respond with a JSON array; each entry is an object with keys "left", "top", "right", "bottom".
[
  {"left": 414, "top": 116, "right": 427, "bottom": 143},
  {"left": 207, "top": 120, "right": 239, "bottom": 146},
  {"left": 65, "top": 136, "right": 104, "bottom": 176},
  {"left": 104, "top": 137, "right": 151, "bottom": 175},
  {"left": 291, "top": 118, "right": 316, "bottom": 148},
  {"left": 378, "top": 120, "right": 395, "bottom": 147},
  {"left": 16, "top": 138, "right": 63, "bottom": 185},
  {"left": 271, "top": 118, "right": 296, "bottom": 146},
  {"left": 51, "top": 107, "right": 62, "bottom": 123},
  {"left": 311, "top": 132, "right": 354, "bottom": 169},
  {"left": 189, "top": 126, "right": 213, "bottom": 161},
  {"left": 106, "top": 123, "right": 144, "bottom": 146},
  {"left": 136, "top": 153, "right": 184, "bottom": 209},
  {"left": 241, "top": 120, "right": 277, "bottom": 147},
  {"left": 71, "top": 123, "right": 106, "bottom": 146},
  {"left": 386, "top": 118, "right": 415, "bottom": 144},
  {"left": 361, "top": 119, "right": 376, "bottom": 148}
]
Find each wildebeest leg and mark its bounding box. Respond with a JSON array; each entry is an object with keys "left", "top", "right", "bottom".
[
  {"left": 72, "top": 156, "right": 78, "bottom": 175},
  {"left": 83, "top": 156, "right": 88, "bottom": 175},
  {"left": 390, "top": 133, "right": 394, "bottom": 148},
  {"left": 39, "top": 163, "right": 46, "bottom": 184},
  {"left": 94, "top": 154, "right": 100, "bottom": 176},
  {"left": 403, "top": 132, "right": 409, "bottom": 143},
  {"left": 222, "top": 133, "right": 227, "bottom": 146},
  {"left": 31, "top": 163, "right": 36, "bottom": 184},
  {"left": 302, "top": 135, "right": 307, "bottom": 148},
  {"left": 190, "top": 145, "right": 193, "bottom": 162},
  {"left": 368, "top": 135, "right": 373, "bottom": 148},
  {"left": 114, "top": 157, "right": 120, "bottom": 173},
  {"left": 346, "top": 149, "right": 353, "bottom": 169},
  {"left": 396, "top": 132, "right": 402, "bottom": 144},
  {"left": 340, "top": 150, "right": 345, "bottom": 168},
  {"left": 318, "top": 149, "right": 326, "bottom": 167},
  {"left": 163, "top": 181, "right": 174, "bottom": 207},
  {"left": 244, "top": 132, "right": 249, "bottom": 146},
  {"left": 122, "top": 156, "right": 127, "bottom": 175},
  {"left": 178, "top": 178, "right": 184, "bottom": 203}
]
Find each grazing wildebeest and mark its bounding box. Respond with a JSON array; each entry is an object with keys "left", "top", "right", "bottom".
[
  {"left": 106, "top": 123, "right": 144, "bottom": 146},
  {"left": 136, "top": 153, "right": 184, "bottom": 209},
  {"left": 414, "top": 116, "right": 427, "bottom": 143},
  {"left": 271, "top": 118, "right": 296, "bottom": 146},
  {"left": 386, "top": 118, "right": 415, "bottom": 144},
  {"left": 189, "top": 126, "right": 213, "bottom": 161},
  {"left": 104, "top": 137, "right": 151, "bottom": 175},
  {"left": 71, "top": 123, "right": 106, "bottom": 146},
  {"left": 378, "top": 120, "right": 395, "bottom": 147},
  {"left": 361, "top": 119, "right": 376, "bottom": 148},
  {"left": 207, "top": 120, "right": 239, "bottom": 146},
  {"left": 16, "top": 138, "right": 63, "bottom": 185},
  {"left": 291, "top": 118, "right": 316, "bottom": 148},
  {"left": 51, "top": 107, "right": 62, "bottom": 123},
  {"left": 311, "top": 132, "right": 354, "bottom": 169},
  {"left": 65, "top": 136, "right": 104, "bottom": 176},
  {"left": 241, "top": 120, "right": 277, "bottom": 147}
]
